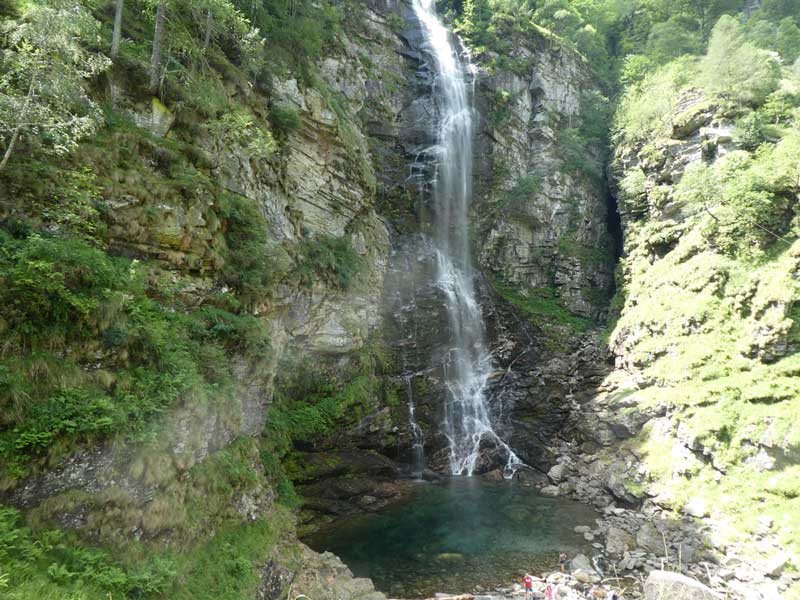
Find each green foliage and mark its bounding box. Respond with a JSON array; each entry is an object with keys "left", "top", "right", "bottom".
[
  {"left": 0, "top": 0, "right": 110, "bottom": 168},
  {"left": 168, "top": 516, "right": 281, "bottom": 600},
  {"left": 0, "top": 506, "right": 176, "bottom": 598},
  {"left": 500, "top": 173, "right": 543, "bottom": 212},
  {"left": 234, "top": 0, "right": 343, "bottom": 84},
  {"left": 487, "top": 89, "right": 514, "bottom": 129},
  {"left": 0, "top": 231, "right": 272, "bottom": 480},
  {"left": 493, "top": 281, "right": 593, "bottom": 333},
  {"left": 269, "top": 104, "right": 303, "bottom": 141},
  {"left": 614, "top": 56, "right": 699, "bottom": 143},
  {"left": 294, "top": 234, "right": 367, "bottom": 291},
  {"left": 557, "top": 90, "right": 610, "bottom": 180},
  {"left": 620, "top": 54, "right": 655, "bottom": 87},
  {"left": 702, "top": 15, "right": 782, "bottom": 104},
  {"left": 262, "top": 344, "right": 389, "bottom": 503},
  {"left": 734, "top": 111, "right": 767, "bottom": 150},
  {"left": 205, "top": 112, "right": 275, "bottom": 158},
  {"left": 645, "top": 16, "right": 702, "bottom": 64},
  {"left": 668, "top": 136, "right": 799, "bottom": 257},
  {"left": 748, "top": 16, "right": 800, "bottom": 63},
  {"left": 217, "top": 194, "right": 289, "bottom": 302}
]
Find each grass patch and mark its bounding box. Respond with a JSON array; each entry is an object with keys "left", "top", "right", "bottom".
[{"left": 493, "top": 281, "right": 594, "bottom": 333}]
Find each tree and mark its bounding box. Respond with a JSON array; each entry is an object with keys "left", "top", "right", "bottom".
[
  {"left": 646, "top": 17, "right": 702, "bottom": 64},
  {"left": 776, "top": 17, "right": 800, "bottom": 62},
  {"left": 149, "top": 0, "right": 166, "bottom": 92},
  {"left": 111, "top": 0, "right": 124, "bottom": 58},
  {"left": 0, "top": 2, "right": 110, "bottom": 170},
  {"left": 702, "top": 14, "right": 781, "bottom": 103}
]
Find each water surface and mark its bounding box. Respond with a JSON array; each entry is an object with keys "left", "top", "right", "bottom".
[{"left": 305, "top": 478, "right": 598, "bottom": 598}]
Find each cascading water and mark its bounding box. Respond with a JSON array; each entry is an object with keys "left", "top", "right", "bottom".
[
  {"left": 411, "top": 0, "right": 523, "bottom": 477},
  {"left": 404, "top": 375, "right": 426, "bottom": 478}
]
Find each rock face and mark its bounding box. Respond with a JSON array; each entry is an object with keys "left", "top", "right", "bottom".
[
  {"left": 472, "top": 34, "right": 616, "bottom": 320},
  {"left": 540, "top": 76, "right": 799, "bottom": 600},
  {"left": 266, "top": 545, "right": 386, "bottom": 600},
  {"left": 644, "top": 571, "right": 718, "bottom": 600},
  {"left": 0, "top": 0, "right": 415, "bottom": 564}
]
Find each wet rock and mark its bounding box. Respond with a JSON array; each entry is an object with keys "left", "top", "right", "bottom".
[
  {"left": 548, "top": 463, "right": 569, "bottom": 483},
  {"left": 540, "top": 485, "right": 561, "bottom": 497}
]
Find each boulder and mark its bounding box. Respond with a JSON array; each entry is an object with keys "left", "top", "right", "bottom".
[
  {"left": 540, "top": 485, "right": 561, "bottom": 497},
  {"left": 573, "top": 568, "right": 601, "bottom": 584},
  {"left": 548, "top": 463, "right": 569, "bottom": 483},
  {"left": 570, "top": 554, "right": 593, "bottom": 571},
  {"left": 574, "top": 526, "right": 592, "bottom": 534},
  {"left": 763, "top": 552, "right": 789, "bottom": 578},
  {"left": 644, "top": 570, "right": 718, "bottom": 600},
  {"left": 636, "top": 522, "right": 664, "bottom": 554},
  {"left": 606, "top": 526, "right": 636, "bottom": 557}
]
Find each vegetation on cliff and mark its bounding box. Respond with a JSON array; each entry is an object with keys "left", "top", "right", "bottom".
[
  {"left": 0, "top": 0, "right": 381, "bottom": 595},
  {"left": 441, "top": 1, "right": 799, "bottom": 590},
  {"left": 1, "top": 0, "right": 799, "bottom": 596}
]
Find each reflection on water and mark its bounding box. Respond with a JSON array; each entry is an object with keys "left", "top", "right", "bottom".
[{"left": 304, "top": 478, "right": 598, "bottom": 598}]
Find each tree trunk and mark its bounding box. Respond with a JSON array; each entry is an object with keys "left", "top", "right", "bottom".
[
  {"left": 0, "top": 80, "right": 34, "bottom": 171},
  {"left": 203, "top": 9, "right": 213, "bottom": 52},
  {"left": 149, "top": 0, "right": 166, "bottom": 93},
  {"left": 111, "top": 0, "right": 124, "bottom": 58}
]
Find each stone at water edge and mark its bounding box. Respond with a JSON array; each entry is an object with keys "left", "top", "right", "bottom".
[
  {"left": 570, "top": 554, "right": 594, "bottom": 572},
  {"left": 644, "top": 570, "right": 719, "bottom": 599},
  {"left": 540, "top": 485, "right": 560, "bottom": 497},
  {"left": 574, "top": 526, "right": 592, "bottom": 534},
  {"left": 548, "top": 463, "right": 569, "bottom": 483},
  {"left": 573, "top": 568, "right": 601, "bottom": 584}
]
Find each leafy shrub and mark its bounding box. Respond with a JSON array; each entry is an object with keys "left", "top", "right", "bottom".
[
  {"left": 294, "top": 234, "right": 367, "bottom": 291},
  {"left": 734, "top": 111, "right": 767, "bottom": 150},
  {"left": 646, "top": 17, "right": 702, "bottom": 65},
  {"left": 493, "top": 281, "right": 593, "bottom": 332},
  {"left": 217, "top": 194, "right": 289, "bottom": 301},
  {"left": 0, "top": 230, "right": 272, "bottom": 478},
  {"left": 0, "top": 233, "right": 128, "bottom": 341},
  {"left": 614, "top": 56, "right": 699, "bottom": 144},
  {"left": 205, "top": 112, "right": 275, "bottom": 158},
  {"left": 748, "top": 16, "right": 800, "bottom": 63},
  {"left": 487, "top": 89, "right": 514, "bottom": 129},
  {"left": 268, "top": 105, "right": 303, "bottom": 140},
  {"left": 618, "top": 167, "right": 648, "bottom": 213},
  {"left": 620, "top": 54, "right": 655, "bottom": 87},
  {"left": 502, "top": 173, "right": 542, "bottom": 212},
  {"left": 0, "top": 506, "right": 176, "bottom": 597}
]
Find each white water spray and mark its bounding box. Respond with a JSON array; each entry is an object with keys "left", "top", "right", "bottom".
[{"left": 411, "top": 0, "right": 523, "bottom": 477}]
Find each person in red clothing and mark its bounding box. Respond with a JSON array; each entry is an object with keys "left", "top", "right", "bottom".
[{"left": 523, "top": 574, "right": 534, "bottom": 600}]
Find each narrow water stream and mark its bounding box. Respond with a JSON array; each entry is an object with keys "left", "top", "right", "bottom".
[{"left": 305, "top": 479, "right": 598, "bottom": 598}]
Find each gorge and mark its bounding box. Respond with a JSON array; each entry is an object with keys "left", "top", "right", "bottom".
[{"left": 0, "top": 0, "right": 799, "bottom": 599}]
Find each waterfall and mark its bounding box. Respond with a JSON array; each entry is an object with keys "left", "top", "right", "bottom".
[
  {"left": 411, "top": 0, "right": 523, "bottom": 477},
  {"left": 404, "top": 375, "right": 426, "bottom": 478}
]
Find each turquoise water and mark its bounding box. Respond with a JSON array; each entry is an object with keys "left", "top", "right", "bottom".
[{"left": 304, "top": 478, "right": 598, "bottom": 598}]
